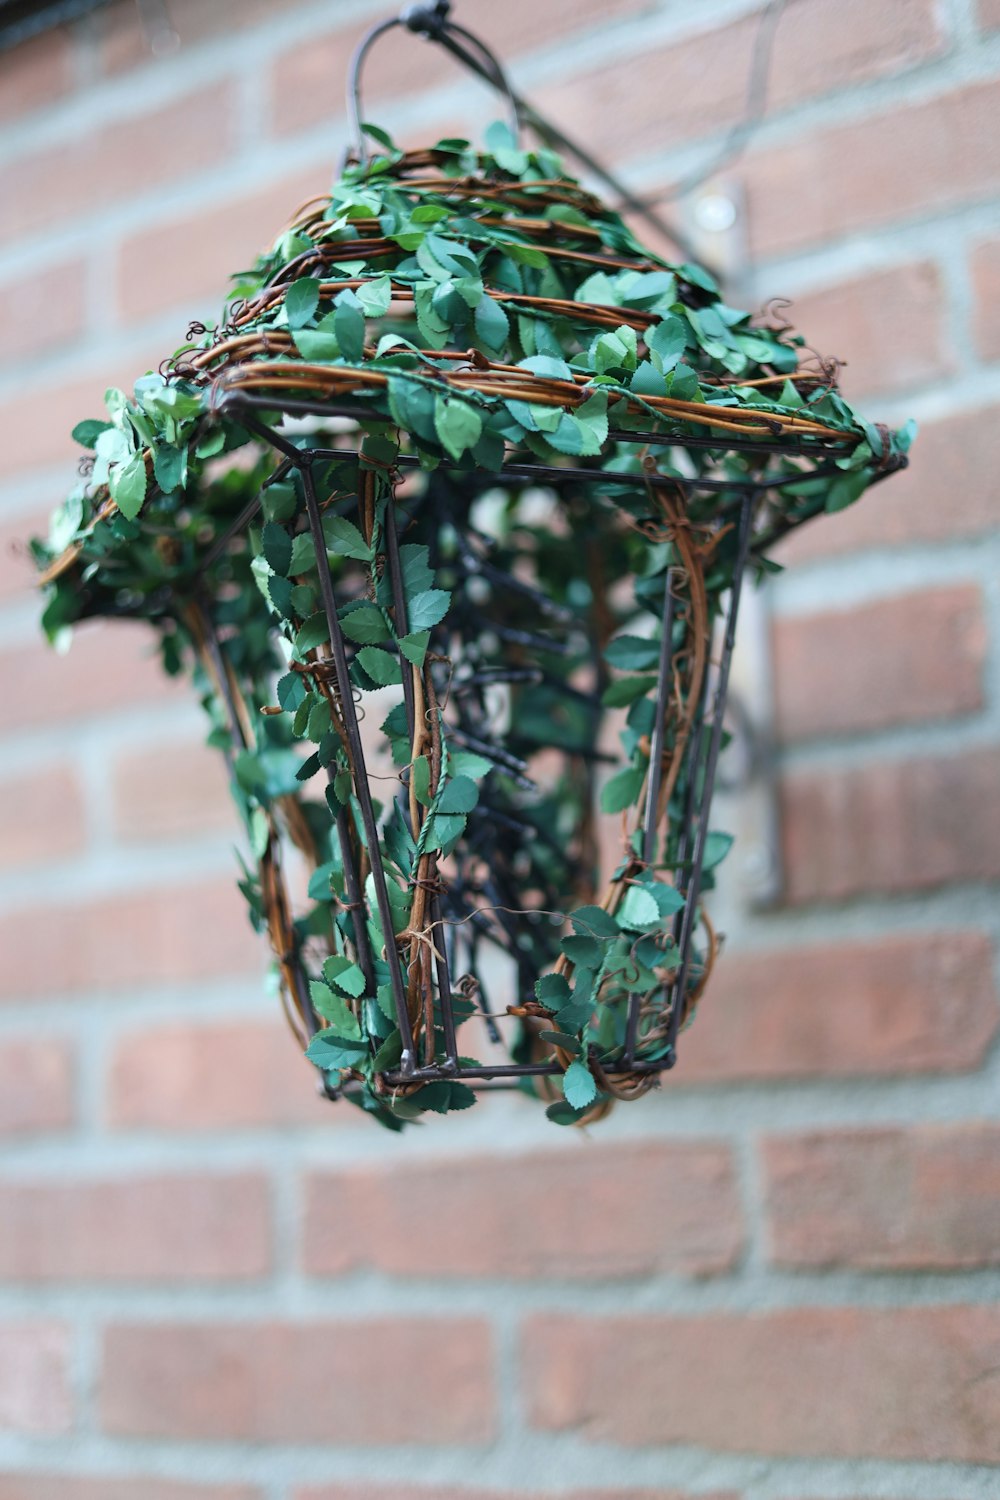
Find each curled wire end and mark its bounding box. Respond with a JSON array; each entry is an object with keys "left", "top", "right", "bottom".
[
  {"left": 760, "top": 296, "right": 794, "bottom": 334},
  {"left": 797, "top": 346, "right": 845, "bottom": 390}
]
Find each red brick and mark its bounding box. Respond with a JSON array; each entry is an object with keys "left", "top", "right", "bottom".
[
  {"left": 0, "top": 1324, "right": 72, "bottom": 1434},
  {"left": 0, "top": 621, "right": 186, "bottom": 734},
  {"left": 0, "top": 1173, "right": 269, "bottom": 1282},
  {"left": 970, "top": 237, "right": 1000, "bottom": 361},
  {"left": 0, "top": 1480, "right": 261, "bottom": 1500},
  {"left": 772, "top": 585, "right": 986, "bottom": 742},
  {"left": 681, "top": 930, "right": 998, "bottom": 1082},
  {"left": 0, "top": 1039, "right": 73, "bottom": 1137},
  {"left": 0, "top": 259, "right": 88, "bottom": 368},
  {"left": 0, "top": 84, "right": 238, "bottom": 247},
  {"left": 304, "top": 1141, "right": 742, "bottom": 1280},
  {"left": 98, "top": 0, "right": 305, "bottom": 75},
  {"left": 523, "top": 1306, "right": 1000, "bottom": 1460},
  {"left": 765, "top": 1124, "right": 1000, "bottom": 1270},
  {"left": 781, "top": 747, "right": 1000, "bottom": 903},
  {"left": 0, "top": 764, "right": 86, "bottom": 870},
  {"left": 744, "top": 80, "right": 1000, "bottom": 258},
  {"left": 787, "top": 262, "right": 952, "bottom": 401},
  {"left": 0, "top": 876, "right": 261, "bottom": 1001},
  {"left": 776, "top": 404, "right": 1000, "bottom": 563},
  {"left": 101, "top": 1320, "right": 495, "bottom": 1443},
  {"left": 0, "top": 28, "right": 75, "bottom": 122},
  {"left": 118, "top": 171, "right": 322, "bottom": 323},
  {"left": 270, "top": 0, "right": 650, "bottom": 137},
  {"left": 111, "top": 739, "right": 232, "bottom": 843},
  {"left": 547, "top": 0, "right": 943, "bottom": 177},
  {"left": 108, "top": 1018, "right": 329, "bottom": 1131}
]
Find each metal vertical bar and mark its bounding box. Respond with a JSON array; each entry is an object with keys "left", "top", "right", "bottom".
[
  {"left": 332, "top": 802, "right": 377, "bottom": 999},
  {"left": 386, "top": 486, "right": 458, "bottom": 1074},
  {"left": 300, "top": 461, "right": 417, "bottom": 1074},
  {"left": 383, "top": 486, "right": 459, "bottom": 1070},
  {"left": 383, "top": 498, "right": 416, "bottom": 738},
  {"left": 642, "top": 567, "right": 677, "bottom": 867},
  {"left": 665, "top": 492, "right": 757, "bottom": 1058},
  {"left": 624, "top": 565, "right": 676, "bottom": 1067}
]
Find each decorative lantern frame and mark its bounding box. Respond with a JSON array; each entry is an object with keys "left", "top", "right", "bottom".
[{"left": 35, "top": 8, "right": 911, "bottom": 1126}]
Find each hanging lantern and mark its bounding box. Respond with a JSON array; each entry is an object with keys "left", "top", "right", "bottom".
[{"left": 34, "top": 15, "right": 912, "bottom": 1129}]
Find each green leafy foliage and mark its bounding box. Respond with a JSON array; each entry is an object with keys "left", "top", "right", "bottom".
[{"left": 33, "top": 118, "right": 912, "bottom": 1131}]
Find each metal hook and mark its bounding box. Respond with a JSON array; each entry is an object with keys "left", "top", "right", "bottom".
[{"left": 345, "top": 3, "right": 521, "bottom": 169}]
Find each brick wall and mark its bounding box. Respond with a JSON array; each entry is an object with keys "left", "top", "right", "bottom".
[{"left": 0, "top": 2, "right": 997, "bottom": 1498}]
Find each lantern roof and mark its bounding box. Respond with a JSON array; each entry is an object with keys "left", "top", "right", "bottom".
[{"left": 36, "top": 123, "right": 910, "bottom": 624}]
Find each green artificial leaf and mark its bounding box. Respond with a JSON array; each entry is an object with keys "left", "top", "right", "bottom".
[
  {"left": 305, "top": 1029, "right": 368, "bottom": 1070},
  {"left": 371, "top": 1028, "right": 404, "bottom": 1072},
  {"left": 309, "top": 981, "right": 363, "bottom": 1038},
  {"left": 285, "top": 277, "right": 321, "bottom": 329},
  {"left": 410, "top": 1080, "right": 477, "bottom": 1113},
  {"left": 600, "top": 766, "right": 646, "bottom": 815},
  {"left": 560, "top": 934, "right": 602, "bottom": 967},
  {"left": 334, "top": 290, "right": 366, "bottom": 361},
  {"left": 474, "top": 293, "right": 509, "bottom": 350},
  {"left": 410, "top": 753, "right": 431, "bottom": 807},
  {"left": 605, "top": 634, "right": 660, "bottom": 671},
  {"left": 535, "top": 973, "right": 571, "bottom": 1009},
  {"left": 356, "top": 646, "right": 402, "bottom": 685},
  {"left": 294, "top": 321, "right": 341, "bottom": 361},
  {"left": 340, "top": 603, "right": 391, "bottom": 644},
  {"left": 420, "top": 812, "right": 466, "bottom": 853},
  {"left": 647, "top": 315, "right": 688, "bottom": 371},
  {"left": 360, "top": 120, "right": 396, "bottom": 150},
  {"left": 546, "top": 1099, "right": 593, "bottom": 1126},
  {"left": 47, "top": 493, "right": 84, "bottom": 553},
  {"left": 562, "top": 1058, "right": 598, "bottom": 1109},
  {"left": 399, "top": 630, "right": 430, "bottom": 668},
  {"left": 289, "top": 533, "right": 316, "bottom": 573},
  {"left": 825, "top": 468, "right": 869, "bottom": 514},
  {"left": 450, "top": 750, "right": 492, "bottom": 780},
  {"left": 306, "top": 697, "right": 332, "bottom": 741},
  {"left": 294, "top": 612, "right": 330, "bottom": 656},
  {"left": 407, "top": 588, "right": 450, "bottom": 631},
  {"left": 152, "top": 443, "right": 186, "bottom": 494},
  {"left": 434, "top": 395, "right": 483, "bottom": 460},
  {"left": 307, "top": 860, "right": 339, "bottom": 902},
  {"left": 324, "top": 515, "right": 372, "bottom": 560},
  {"left": 323, "top": 954, "right": 367, "bottom": 997},
  {"left": 109, "top": 453, "right": 147, "bottom": 520},
  {"left": 618, "top": 885, "right": 662, "bottom": 931},
  {"left": 72, "top": 418, "right": 111, "bottom": 449},
  {"left": 703, "top": 830, "right": 735, "bottom": 869},
  {"left": 195, "top": 427, "right": 227, "bottom": 459},
  {"left": 570, "top": 904, "right": 620, "bottom": 939},
  {"left": 356, "top": 275, "right": 392, "bottom": 318},
  {"left": 574, "top": 389, "right": 609, "bottom": 446},
  {"left": 262, "top": 522, "right": 293, "bottom": 577},
  {"left": 602, "top": 674, "right": 657, "bottom": 707},
  {"left": 537, "top": 1029, "right": 581, "bottom": 1053},
  {"left": 436, "top": 775, "right": 479, "bottom": 814}
]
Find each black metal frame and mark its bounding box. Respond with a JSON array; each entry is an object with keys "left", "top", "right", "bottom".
[
  {"left": 196, "top": 385, "right": 868, "bottom": 1093},
  {"left": 155, "top": 4, "right": 906, "bottom": 1099}
]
